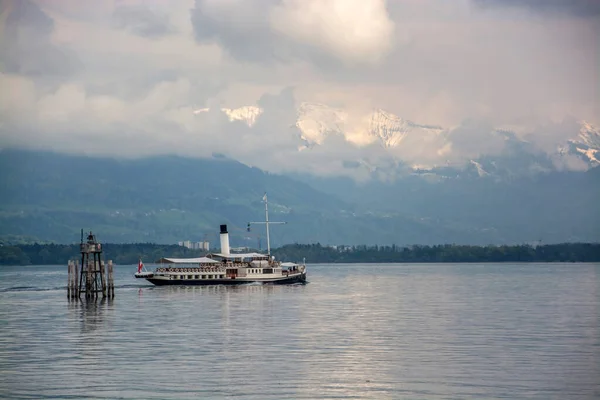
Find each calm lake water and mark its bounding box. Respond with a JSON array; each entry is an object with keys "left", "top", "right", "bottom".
[{"left": 1, "top": 263, "right": 599, "bottom": 399}]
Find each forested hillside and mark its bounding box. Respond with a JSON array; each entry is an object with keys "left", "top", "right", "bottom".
[{"left": 1, "top": 149, "right": 599, "bottom": 246}]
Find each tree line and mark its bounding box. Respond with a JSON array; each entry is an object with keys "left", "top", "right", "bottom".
[
  {"left": 0, "top": 243, "right": 204, "bottom": 266},
  {"left": 273, "top": 243, "right": 600, "bottom": 263},
  {"left": 1, "top": 242, "right": 599, "bottom": 266}
]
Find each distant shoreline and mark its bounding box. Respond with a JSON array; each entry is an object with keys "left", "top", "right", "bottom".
[{"left": 1, "top": 242, "right": 599, "bottom": 266}]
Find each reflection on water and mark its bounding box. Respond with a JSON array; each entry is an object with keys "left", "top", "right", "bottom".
[
  {"left": 67, "top": 296, "right": 115, "bottom": 334},
  {"left": 0, "top": 263, "right": 599, "bottom": 399}
]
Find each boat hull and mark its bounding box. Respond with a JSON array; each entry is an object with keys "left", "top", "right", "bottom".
[{"left": 144, "top": 272, "right": 307, "bottom": 286}]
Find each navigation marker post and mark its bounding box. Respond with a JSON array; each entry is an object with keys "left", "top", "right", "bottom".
[{"left": 67, "top": 230, "right": 114, "bottom": 299}]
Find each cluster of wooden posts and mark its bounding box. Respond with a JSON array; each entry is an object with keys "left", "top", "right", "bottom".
[{"left": 67, "top": 259, "right": 115, "bottom": 299}]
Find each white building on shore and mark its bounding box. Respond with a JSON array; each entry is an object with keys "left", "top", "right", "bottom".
[{"left": 178, "top": 241, "right": 210, "bottom": 250}]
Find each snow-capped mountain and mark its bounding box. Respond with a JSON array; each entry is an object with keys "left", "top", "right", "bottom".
[
  {"left": 561, "top": 121, "right": 600, "bottom": 165},
  {"left": 368, "top": 109, "right": 443, "bottom": 148},
  {"left": 222, "top": 106, "right": 263, "bottom": 127},
  {"left": 197, "top": 102, "right": 446, "bottom": 152},
  {"left": 193, "top": 106, "right": 263, "bottom": 127},
  {"left": 291, "top": 103, "right": 445, "bottom": 149},
  {"left": 192, "top": 103, "right": 600, "bottom": 178},
  {"left": 294, "top": 102, "right": 347, "bottom": 146}
]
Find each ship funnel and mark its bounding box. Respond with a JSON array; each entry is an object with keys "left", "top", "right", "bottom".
[{"left": 219, "top": 224, "right": 230, "bottom": 255}]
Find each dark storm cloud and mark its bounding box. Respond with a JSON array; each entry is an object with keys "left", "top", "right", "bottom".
[
  {"left": 188, "top": 0, "right": 329, "bottom": 66},
  {"left": 472, "top": 0, "right": 600, "bottom": 17},
  {"left": 112, "top": 5, "right": 173, "bottom": 39},
  {"left": 190, "top": 0, "right": 283, "bottom": 62},
  {"left": 0, "top": 0, "right": 81, "bottom": 78},
  {"left": 4, "top": 0, "right": 53, "bottom": 35}
]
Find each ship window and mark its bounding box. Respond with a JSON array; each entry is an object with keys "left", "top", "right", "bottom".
[
  {"left": 263, "top": 268, "right": 273, "bottom": 274},
  {"left": 195, "top": 275, "right": 199, "bottom": 279},
  {"left": 188, "top": 275, "right": 192, "bottom": 279},
  {"left": 209, "top": 275, "right": 213, "bottom": 279},
  {"left": 202, "top": 275, "right": 207, "bottom": 279}
]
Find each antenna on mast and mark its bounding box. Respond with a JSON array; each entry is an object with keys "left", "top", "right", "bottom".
[{"left": 247, "top": 192, "right": 286, "bottom": 256}]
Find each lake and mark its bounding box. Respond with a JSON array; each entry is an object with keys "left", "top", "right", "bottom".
[{"left": 1, "top": 263, "right": 599, "bottom": 399}]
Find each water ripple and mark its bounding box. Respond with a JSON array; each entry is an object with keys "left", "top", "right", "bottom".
[{"left": 0, "top": 263, "right": 599, "bottom": 399}]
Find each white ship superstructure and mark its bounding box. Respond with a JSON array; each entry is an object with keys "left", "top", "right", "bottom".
[{"left": 135, "top": 195, "right": 306, "bottom": 286}]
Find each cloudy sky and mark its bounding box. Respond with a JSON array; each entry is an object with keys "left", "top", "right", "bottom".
[{"left": 0, "top": 0, "right": 598, "bottom": 176}]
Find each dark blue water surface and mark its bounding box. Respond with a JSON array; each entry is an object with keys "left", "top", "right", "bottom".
[{"left": 1, "top": 263, "right": 599, "bottom": 399}]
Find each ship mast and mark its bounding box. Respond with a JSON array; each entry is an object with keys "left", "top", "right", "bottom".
[
  {"left": 248, "top": 192, "right": 286, "bottom": 256},
  {"left": 264, "top": 193, "right": 270, "bottom": 255}
]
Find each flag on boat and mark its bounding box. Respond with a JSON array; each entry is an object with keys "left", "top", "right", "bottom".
[
  {"left": 262, "top": 192, "right": 267, "bottom": 202},
  {"left": 138, "top": 259, "right": 144, "bottom": 273}
]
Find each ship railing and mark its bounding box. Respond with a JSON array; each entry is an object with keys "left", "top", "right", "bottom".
[
  {"left": 154, "top": 261, "right": 291, "bottom": 274},
  {"left": 156, "top": 266, "right": 227, "bottom": 274}
]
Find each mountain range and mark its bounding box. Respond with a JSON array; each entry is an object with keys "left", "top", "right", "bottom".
[
  {"left": 195, "top": 102, "right": 600, "bottom": 180},
  {"left": 1, "top": 148, "right": 598, "bottom": 247}
]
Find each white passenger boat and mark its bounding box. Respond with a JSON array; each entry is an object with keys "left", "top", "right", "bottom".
[{"left": 134, "top": 194, "right": 307, "bottom": 286}]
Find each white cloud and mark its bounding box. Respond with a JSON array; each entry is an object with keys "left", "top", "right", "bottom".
[
  {"left": 270, "top": 0, "right": 394, "bottom": 64},
  {"left": 0, "top": 0, "right": 598, "bottom": 178}
]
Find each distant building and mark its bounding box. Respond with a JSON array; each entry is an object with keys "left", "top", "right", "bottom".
[{"left": 178, "top": 240, "right": 210, "bottom": 250}]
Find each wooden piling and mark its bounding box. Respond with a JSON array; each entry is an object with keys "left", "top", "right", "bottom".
[
  {"left": 94, "top": 260, "right": 99, "bottom": 297},
  {"left": 74, "top": 260, "right": 79, "bottom": 297},
  {"left": 101, "top": 260, "right": 107, "bottom": 297},
  {"left": 75, "top": 260, "right": 83, "bottom": 298},
  {"left": 67, "top": 260, "right": 72, "bottom": 298},
  {"left": 71, "top": 261, "right": 75, "bottom": 298},
  {"left": 67, "top": 260, "right": 81, "bottom": 299},
  {"left": 86, "top": 260, "right": 93, "bottom": 298},
  {"left": 72, "top": 261, "right": 75, "bottom": 297},
  {"left": 107, "top": 260, "right": 114, "bottom": 298}
]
